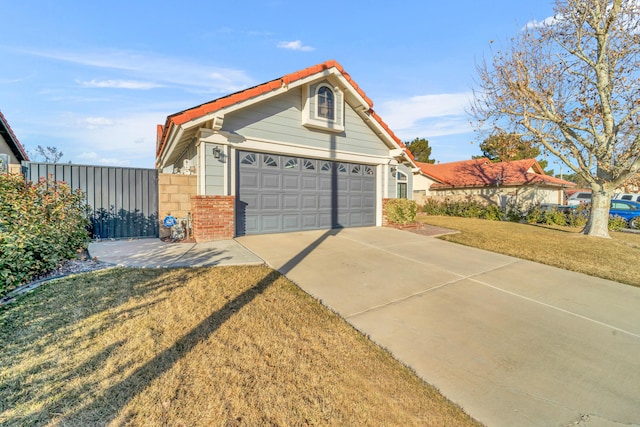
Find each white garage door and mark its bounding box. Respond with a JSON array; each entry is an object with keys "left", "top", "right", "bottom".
[{"left": 236, "top": 151, "right": 376, "bottom": 235}]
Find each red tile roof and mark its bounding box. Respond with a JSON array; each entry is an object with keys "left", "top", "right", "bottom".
[
  {"left": 0, "top": 111, "right": 29, "bottom": 161},
  {"left": 156, "top": 60, "right": 413, "bottom": 162},
  {"left": 418, "top": 158, "right": 576, "bottom": 189}
]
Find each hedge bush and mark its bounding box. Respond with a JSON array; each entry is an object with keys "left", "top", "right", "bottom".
[
  {"left": 386, "top": 198, "right": 418, "bottom": 224},
  {"left": 419, "top": 198, "right": 628, "bottom": 231},
  {"left": 0, "top": 174, "right": 90, "bottom": 295}
]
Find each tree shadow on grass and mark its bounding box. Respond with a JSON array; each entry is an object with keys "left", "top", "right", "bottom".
[{"left": 2, "top": 229, "right": 342, "bottom": 426}]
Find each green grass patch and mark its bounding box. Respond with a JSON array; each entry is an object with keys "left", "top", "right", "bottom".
[
  {"left": 419, "top": 214, "right": 640, "bottom": 287},
  {"left": 0, "top": 266, "right": 480, "bottom": 426}
]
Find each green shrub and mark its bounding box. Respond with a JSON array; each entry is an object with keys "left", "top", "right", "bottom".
[
  {"left": 482, "top": 204, "right": 504, "bottom": 221},
  {"left": 421, "top": 198, "right": 447, "bottom": 216},
  {"left": 525, "top": 206, "right": 543, "bottom": 224},
  {"left": 386, "top": 198, "right": 418, "bottom": 224},
  {"left": 505, "top": 200, "right": 524, "bottom": 222},
  {"left": 543, "top": 209, "right": 567, "bottom": 226},
  {"left": 0, "top": 174, "right": 90, "bottom": 295},
  {"left": 608, "top": 215, "right": 627, "bottom": 231},
  {"left": 567, "top": 207, "right": 589, "bottom": 228}
]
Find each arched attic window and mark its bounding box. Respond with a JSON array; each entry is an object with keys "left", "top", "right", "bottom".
[
  {"left": 317, "top": 85, "right": 335, "bottom": 120},
  {"left": 302, "top": 81, "right": 344, "bottom": 132}
]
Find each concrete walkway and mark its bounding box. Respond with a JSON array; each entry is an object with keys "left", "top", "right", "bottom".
[
  {"left": 88, "top": 238, "right": 263, "bottom": 268},
  {"left": 237, "top": 227, "right": 640, "bottom": 427}
]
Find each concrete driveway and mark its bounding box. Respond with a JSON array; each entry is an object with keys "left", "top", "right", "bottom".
[{"left": 237, "top": 227, "right": 640, "bottom": 427}]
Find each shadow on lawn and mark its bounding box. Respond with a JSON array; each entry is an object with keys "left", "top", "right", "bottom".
[{"left": 53, "top": 228, "right": 343, "bottom": 425}]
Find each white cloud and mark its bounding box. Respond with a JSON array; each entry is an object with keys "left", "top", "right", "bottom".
[
  {"left": 523, "top": 16, "right": 559, "bottom": 29},
  {"left": 376, "top": 92, "right": 473, "bottom": 129},
  {"left": 277, "top": 40, "right": 314, "bottom": 51},
  {"left": 78, "top": 79, "right": 163, "bottom": 89},
  {"left": 29, "top": 112, "right": 166, "bottom": 168},
  {"left": 77, "top": 151, "right": 131, "bottom": 166},
  {"left": 20, "top": 48, "right": 256, "bottom": 94}
]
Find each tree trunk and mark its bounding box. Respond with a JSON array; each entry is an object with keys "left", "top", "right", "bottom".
[{"left": 582, "top": 187, "right": 613, "bottom": 238}]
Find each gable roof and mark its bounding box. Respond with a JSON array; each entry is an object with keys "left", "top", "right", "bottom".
[
  {"left": 156, "top": 60, "right": 414, "bottom": 167},
  {"left": 0, "top": 111, "right": 29, "bottom": 162},
  {"left": 417, "top": 158, "right": 576, "bottom": 189}
]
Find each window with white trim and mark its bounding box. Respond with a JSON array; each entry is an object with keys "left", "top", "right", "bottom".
[
  {"left": 302, "top": 82, "right": 345, "bottom": 132},
  {"left": 396, "top": 170, "right": 408, "bottom": 199},
  {"left": 317, "top": 86, "right": 334, "bottom": 120}
]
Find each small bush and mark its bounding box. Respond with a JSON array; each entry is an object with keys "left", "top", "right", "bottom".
[
  {"left": 482, "top": 204, "right": 504, "bottom": 221},
  {"left": 0, "top": 174, "right": 90, "bottom": 295},
  {"left": 506, "top": 203, "right": 526, "bottom": 222},
  {"left": 386, "top": 198, "right": 418, "bottom": 224},
  {"left": 525, "top": 206, "right": 543, "bottom": 224},
  {"left": 421, "top": 198, "right": 447, "bottom": 216},
  {"left": 539, "top": 209, "right": 565, "bottom": 226},
  {"left": 567, "top": 207, "right": 589, "bottom": 228},
  {"left": 608, "top": 215, "right": 627, "bottom": 231}
]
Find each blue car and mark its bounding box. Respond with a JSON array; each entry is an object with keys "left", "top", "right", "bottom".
[{"left": 610, "top": 199, "right": 640, "bottom": 228}]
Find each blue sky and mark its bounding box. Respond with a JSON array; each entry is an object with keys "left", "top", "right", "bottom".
[{"left": 1, "top": 1, "right": 556, "bottom": 168}]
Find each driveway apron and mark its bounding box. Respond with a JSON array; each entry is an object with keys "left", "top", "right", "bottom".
[{"left": 237, "top": 227, "right": 640, "bottom": 427}]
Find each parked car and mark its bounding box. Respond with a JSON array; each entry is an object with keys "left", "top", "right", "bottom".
[
  {"left": 613, "top": 193, "right": 640, "bottom": 203},
  {"left": 609, "top": 199, "right": 640, "bottom": 228},
  {"left": 567, "top": 191, "right": 592, "bottom": 206}
]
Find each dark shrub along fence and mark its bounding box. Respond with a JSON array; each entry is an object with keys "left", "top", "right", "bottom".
[
  {"left": 23, "top": 163, "right": 159, "bottom": 239},
  {"left": 0, "top": 174, "right": 90, "bottom": 295}
]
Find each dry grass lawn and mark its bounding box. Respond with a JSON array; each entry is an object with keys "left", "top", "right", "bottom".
[
  {"left": 0, "top": 266, "right": 480, "bottom": 426},
  {"left": 419, "top": 214, "right": 640, "bottom": 287}
]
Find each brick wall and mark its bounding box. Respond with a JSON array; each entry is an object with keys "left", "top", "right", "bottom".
[
  {"left": 382, "top": 198, "right": 392, "bottom": 227},
  {"left": 158, "top": 173, "right": 197, "bottom": 238},
  {"left": 191, "top": 195, "right": 235, "bottom": 241}
]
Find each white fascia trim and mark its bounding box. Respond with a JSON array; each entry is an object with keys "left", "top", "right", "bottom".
[
  {"left": 235, "top": 136, "right": 393, "bottom": 165},
  {"left": 376, "top": 164, "right": 383, "bottom": 226},
  {"left": 159, "top": 126, "right": 184, "bottom": 169},
  {"left": 333, "top": 74, "right": 370, "bottom": 108},
  {"left": 197, "top": 140, "right": 206, "bottom": 195}
]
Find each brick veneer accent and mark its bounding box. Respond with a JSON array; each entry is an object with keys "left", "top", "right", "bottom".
[
  {"left": 191, "top": 195, "right": 235, "bottom": 241},
  {"left": 382, "top": 198, "right": 393, "bottom": 227}
]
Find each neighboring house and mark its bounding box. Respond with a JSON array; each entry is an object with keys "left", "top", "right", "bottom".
[
  {"left": 0, "top": 111, "right": 29, "bottom": 173},
  {"left": 413, "top": 158, "right": 576, "bottom": 208},
  {"left": 156, "top": 60, "right": 416, "bottom": 241}
]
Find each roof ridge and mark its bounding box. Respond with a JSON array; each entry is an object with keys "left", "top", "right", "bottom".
[{"left": 157, "top": 60, "right": 412, "bottom": 165}]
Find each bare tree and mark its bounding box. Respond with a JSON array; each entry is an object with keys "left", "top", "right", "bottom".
[
  {"left": 35, "top": 145, "right": 63, "bottom": 163},
  {"left": 472, "top": 0, "right": 640, "bottom": 238}
]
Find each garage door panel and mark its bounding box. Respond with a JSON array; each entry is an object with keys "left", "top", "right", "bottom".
[
  {"left": 282, "top": 214, "right": 300, "bottom": 230},
  {"left": 261, "top": 194, "right": 280, "bottom": 210},
  {"left": 238, "top": 151, "right": 376, "bottom": 235},
  {"left": 302, "top": 214, "right": 318, "bottom": 227},
  {"left": 301, "top": 175, "right": 317, "bottom": 190},
  {"left": 261, "top": 173, "right": 280, "bottom": 189},
  {"left": 301, "top": 194, "right": 317, "bottom": 209},
  {"left": 363, "top": 196, "right": 375, "bottom": 208},
  {"left": 244, "top": 216, "right": 259, "bottom": 234},
  {"left": 242, "top": 193, "right": 259, "bottom": 209},
  {"left": 318, "top": 176, "right": 332, "bottom": 191},
  {"left": 241, "top": 172, "right": 259, "bottom": 189},
  {"left": 363, "top": 179, "right": 376, "bottom": 191},
  {"left": 261, "top": 215, "right": 281, "bottom": 232},
  {"left": 350, "top": 195, "right": 363, "bottom": 209},
  {"left": 318, "top": 195, "right": 332, "bottom": 209},
  {"left": 282, "top": 174, "right": 300, "bottom": 190},
  {"left": 283, "top": 194, "right": 300, "bottom": 210}
]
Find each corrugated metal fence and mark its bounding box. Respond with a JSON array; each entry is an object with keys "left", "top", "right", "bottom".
[{"left": 23, "top": 162, "right": 159, "bottom": 239}]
